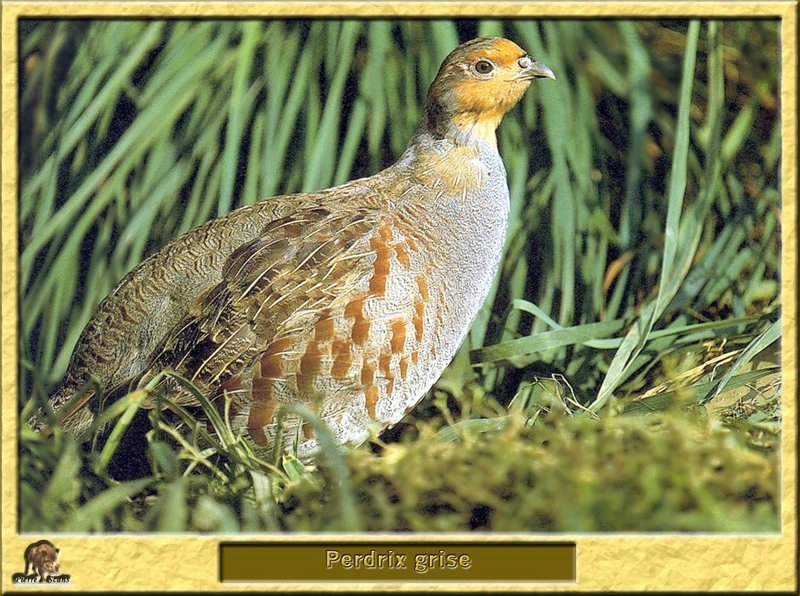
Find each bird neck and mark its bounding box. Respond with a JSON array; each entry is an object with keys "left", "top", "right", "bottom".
[{"left": 418, "top": 99, "right": 502, "bottom": 150}]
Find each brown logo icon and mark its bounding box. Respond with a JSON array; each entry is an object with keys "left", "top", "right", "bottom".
[{"left": 11, "top": 540, "right": 70, "bottom": 585}]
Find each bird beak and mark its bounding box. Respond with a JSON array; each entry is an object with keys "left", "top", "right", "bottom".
[{"left": 515, "top": 59, "right": 556, "bottom": 81}]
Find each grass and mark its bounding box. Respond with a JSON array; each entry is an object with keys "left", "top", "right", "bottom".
[{"left": 17, "top": 19, "right": 781, "bottom": 532}]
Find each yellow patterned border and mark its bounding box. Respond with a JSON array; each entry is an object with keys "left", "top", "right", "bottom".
[{"left": 1, "top": 2, "right": 796, "bottom": 592}]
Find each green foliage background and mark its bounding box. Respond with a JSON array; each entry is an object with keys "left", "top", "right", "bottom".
[{"left": 18, "top": 19, "right": 781, "bottom": 532}]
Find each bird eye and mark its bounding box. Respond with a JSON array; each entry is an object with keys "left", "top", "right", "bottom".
[{"left": 474, "top": 60, "right": 494, "bottom": 75}]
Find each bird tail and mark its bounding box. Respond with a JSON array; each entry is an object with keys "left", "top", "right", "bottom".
[{"left": 28, "top": 382, "right": 97, "bottom": 439}]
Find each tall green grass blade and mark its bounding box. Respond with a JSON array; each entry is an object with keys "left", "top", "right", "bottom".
[
  {"left": 40, "top": 438, "right": 81, "bottom": 513},
  {"left": 472, "top": 319, "right": 625, "bottom": 365},
  {"left": 708, "top": 318, "right": 781, "bottom": 402},
  {"left": 95, "top": 390, "right": 147, "bottom": 474},
  {"left": 606, "top": 22, "right": 652, "bottom": 321},
  {"left": 303, "top": 22, "right": 361, "bottom": 191},
  {"left": 281, "top": 403, "right": 363, "bottom": 532},
  {"left": 218, "top": 22, "right": 259, "bottom": 216},
  {"left": 623, "top": 366, "right": 780, "bottom": 414},
  {"left": 62, "top": 478, "right": 151, "bottom": 532},
  {"left": 590, "top": 20, "right": 701, "bottom": 412}
]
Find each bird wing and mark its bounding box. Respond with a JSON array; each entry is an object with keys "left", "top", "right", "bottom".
[{"left": 138, "top": 203, "right": 378, "bottom": 405}]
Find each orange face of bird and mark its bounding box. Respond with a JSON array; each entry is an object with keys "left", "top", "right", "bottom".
[{"left": 425, "top": 37, "right": 555, "bottom": 146}]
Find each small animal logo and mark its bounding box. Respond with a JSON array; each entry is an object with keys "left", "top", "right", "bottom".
[
  {"left": 25, "top": 540, "right": 60, "bottom": 581},
  {"left": 11, "top": 540, "right": 70, "bottom": 585}
]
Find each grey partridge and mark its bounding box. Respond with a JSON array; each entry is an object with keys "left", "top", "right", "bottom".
[{"left": 40, "top": 37, "right": 555, "bottom": 459}]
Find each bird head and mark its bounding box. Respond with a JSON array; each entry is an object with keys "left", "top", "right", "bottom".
[{"left": 421, "top": 37, "right": 555, "bottom": 148}]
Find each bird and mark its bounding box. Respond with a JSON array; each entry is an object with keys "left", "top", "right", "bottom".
[{"left": 36, "top": 37, "right": 555, "bottom": 460}]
